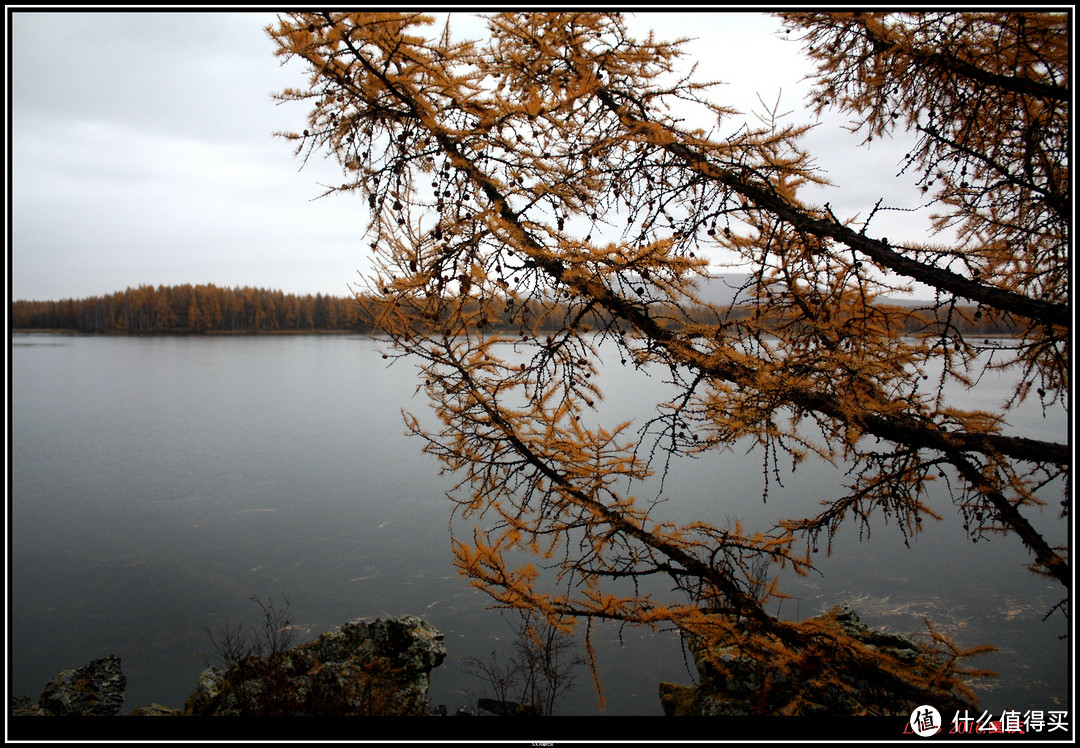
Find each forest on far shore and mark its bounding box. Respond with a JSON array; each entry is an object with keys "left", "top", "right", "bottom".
[
  {"left": 11, "top": 281, "right": 1021, "bottom": 337},
  {"left": 11, "top": 284, "right": 367, "bottom": 333}
]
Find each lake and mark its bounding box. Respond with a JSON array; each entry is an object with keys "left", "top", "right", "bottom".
[{"left": 9, "top": 332, "right": 1069, "bottom": 717}]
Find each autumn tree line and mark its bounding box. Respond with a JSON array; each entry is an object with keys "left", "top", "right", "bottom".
[
  {"left": 10, "top": 284, "right": 366, "bottom": 333},
  {"left": 11, "top": 280, "right": 1023, "bottom": 337}
]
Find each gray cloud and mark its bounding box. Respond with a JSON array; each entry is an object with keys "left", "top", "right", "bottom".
[
  {"left": 11, "top": 11, "right": 939, "bottom": 302},
  {"left": 12, "top": 11, "right": 365, "bottom": 300}
]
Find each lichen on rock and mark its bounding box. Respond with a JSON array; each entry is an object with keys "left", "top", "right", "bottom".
[
  {"left": 660, "top": 605, "right": 987, "bottom": 716},
  {"left": 13, "top": 615, "right": 447, "bottom": 718},
  {"left": 36, "top": 655, "right": 127, "bottom": 716},
  {"left": 184, "top": 614, "right": 447, "bottom": 716}
]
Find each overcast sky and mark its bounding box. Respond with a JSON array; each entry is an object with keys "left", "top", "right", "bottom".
[{"left": 9, "top": 10, "right": 925, "bottom": 302}]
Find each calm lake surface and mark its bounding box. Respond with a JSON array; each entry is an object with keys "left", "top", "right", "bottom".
[{"left": 10, "top": 332, "right": 1069, "bottom": 716}]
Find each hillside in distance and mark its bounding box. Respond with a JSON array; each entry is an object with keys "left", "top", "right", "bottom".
[{"left": 692, "top": 273, "right": 933, "bottom": 307}]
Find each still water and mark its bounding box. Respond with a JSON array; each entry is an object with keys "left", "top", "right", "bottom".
[{"left": 9, "top": 333, "right": 1069, "bottom": 716}]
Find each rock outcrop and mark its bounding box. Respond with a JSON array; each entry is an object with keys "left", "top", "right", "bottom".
[
  {"left": 184, "top": 614, "right": 446, "bottom": 716},
  {"left": 660, "top": 604, "right": 978, "bottom": 717},
  {"left": 128, "top": 703, "right": 182, "bottom": 716},
  {"left": 14, "top": 655, "right": 127, "bottom": 716},
  {"left": 13, "top": 615, "right": 446, "bottom": 717}
]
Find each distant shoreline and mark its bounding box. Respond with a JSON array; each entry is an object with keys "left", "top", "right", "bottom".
[
  {"left": 12, "top": 328, "right": 1024, "bottom": 341},
  {"left": 11, "top": 280, "right": 1025, "bottom": 337}
]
